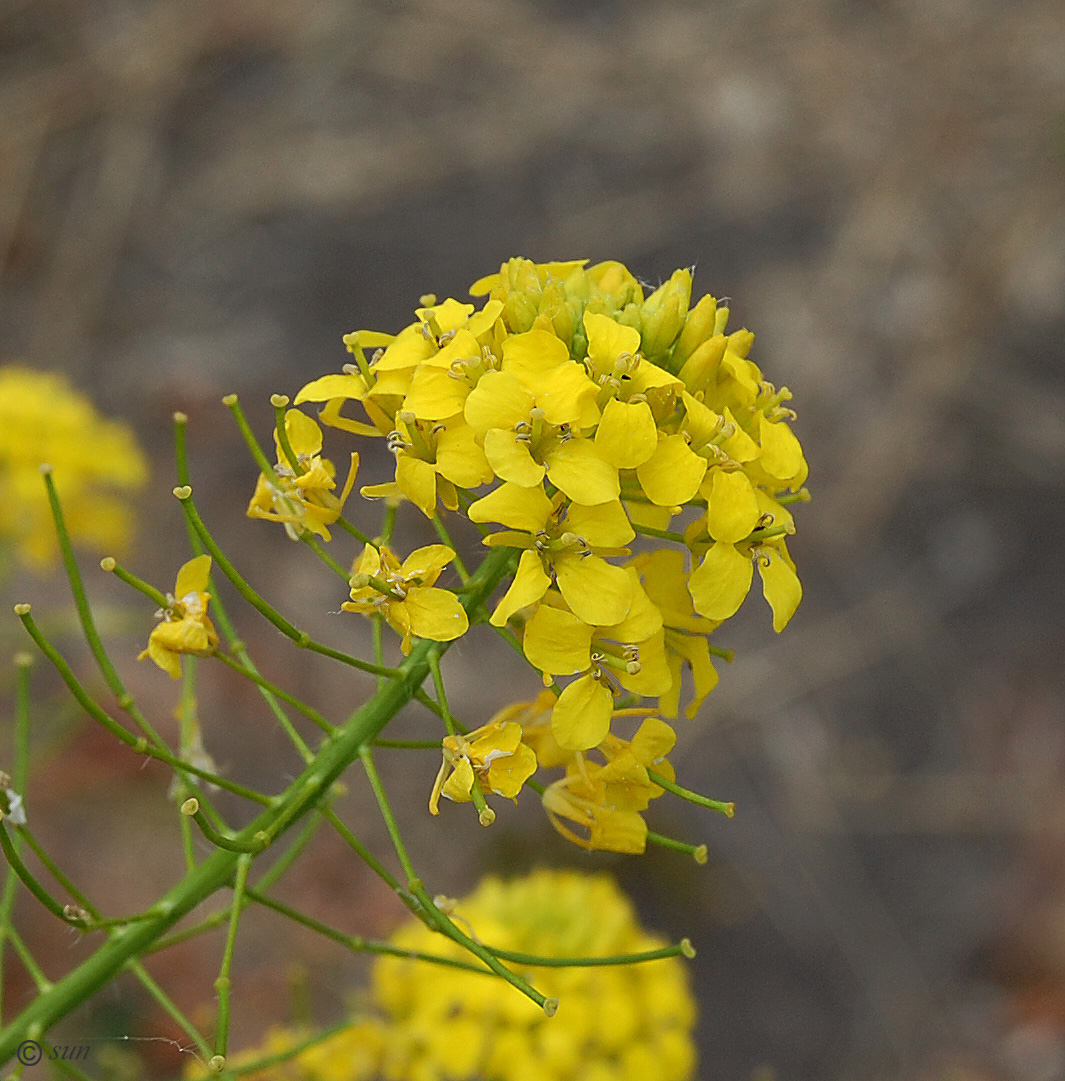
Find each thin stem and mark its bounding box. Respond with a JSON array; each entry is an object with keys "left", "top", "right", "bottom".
[
  {"left": 633, "top": 523, "right": 687, "bottom": 544},
  {"left": 101, "top": 559, "right": 169, "bottom": 610},
  {"left": 0, "top": 654, "right": 33, "bottom": 1022},
  {"left": 181, "top": 800, "right": 269, "bottom": 855},
  {"left": 777, "top": 488, "right": 810, "bottom": 505},
  {"left": 427, "top": 651, "right": 455, "bottom": 738},
  {"left": 407, "top": 883, "right": 554, "bottom": 1013},
  {"left": 214, "top": 854, "right": 251, "bottom": 1062},
  {"left": 7, "top": 926, "right": 51, "bottom": 991},
  {"left": 244, "top": 889, "right": 494, "bottom": 976},
  {"left": 647, "top": 770, "right": 735, "bottom": 817},
  {"left": 320, "top": 809, "right": 401, "bottom": 895},
  {"left": 0, "top": 824, "right": 85, "bottom": 927},
  {"left": 223, "top": 394, "right": 281, "bottom": 485},
  {"left": 431, "top": 515, "right": 469, "bottom": 583},
  {"left": 335, "top": 514, "right": 373, "bottom": 546},
  {"left": 485, "top": 939, "right": 694, "bottom": 967},
  {"left": 646, "top": 831, "right": 708, "bottom": 864},
  {"left": 209, "top": 1020, "right": 355, "bottom": 1079},
  {"left": 41, "top": 472, "right": 169, "bottom": 754},
  {"left": 271, "top": 396, "right": 304, "bottom": 476},
  {"left": 299, "top": 532, "right": 350, "bottom": 581},
  {"left": 359, "top": 747, "right": 417, "bottom": 887},
  {"left": 126, "top": 959, "right": 211, "bottom": 1059}
]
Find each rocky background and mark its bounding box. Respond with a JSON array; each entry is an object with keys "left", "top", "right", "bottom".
[{"left": 2, "top": 1, "right": 1065, "bottom": 1078}]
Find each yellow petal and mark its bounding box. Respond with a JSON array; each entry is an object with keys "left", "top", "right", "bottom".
[
  {"left": 757, "top": 544, "right": 802, "bottom": 632},
  {"left": 629, "top": 717, "right": 677, "bottom": 764},
  {"left": 554, "top": 552, "right": 633, "bottom": 627},
  {"left": 402, "top": 365, "right": 468, "bottom": 421},
  {"left": 706, "top": 469, "right": 760, "bottom": 543},
  {"left": 588, "top": 808, "right": 647, "bottom": 854},
  {"left": 594, "top": 399, "right": 658, "bottom": 469},
  {"left": 688, "top": 542, "right": 753, "bottom": 621},
  {"left": 139, "top": 638, "right": 181, "bottom": 679},
  {"left": 607, "top": 574, "right": 663, "bottom": 643},
  {"left": 294, "top": 372, "right": 368, "bottom": 405},
  {"left": 400, "top": 545, "right": 454, "bottom": 586},
  {"left": 636, "top": 434, "right": 707, "bottom": 506},
  {"left": 489, "top": 550, "right": 550, "bottom": 626},
  {"left": 279, "top": 409, "right": 323, "bottom": 457},
  {"left": 464, "top": 370, "right": 535, "bottom": 435},
  {"left": 545, "top": 438, "right": 619, "bottom": 506},
  {"left": 484, "top": 429, "right": 546, "bottom": 487},
  {"left": 400, "top": 587, "right": 469, "bottom": 643},
  {"left": 564, "top": 499, "right": 634, "bottom": 547},
  {"left": 536, "top": 361, "right": 600, "bottom": 429},
  {"left": 486, "top": 743, "right": 537, "bottom": 799},
  {"left": 500, "top": 329, "right": 570, "bottom": 383},
  {"left": 174, "top": 555, "right": 212, "bottom": 597},
  {"left": 441, "top": 759, "right": 475, "bottom": 803},
  {"left": 583, "top": 311, "right": 641, "bottom": 375},
  {"left": 395, "top": 455, "right": 437, "bottom": 518},
  {"left": 523, "top": 604, "right": 593, "bottom": 676},
  {"left": 434, "top": 422, "right": 494, "bottom": 488},
  {"left": 720, "top": 407, "right": 759, "bottom": 462},
  {"left": 758, "top": 414, "right": 807, "bottom": 483},
  {"left": 551, "top": 675, "right": 614, "bottom": 751},
  {"left": 468, "top": 482, "right": 553, "bottom": 532}
]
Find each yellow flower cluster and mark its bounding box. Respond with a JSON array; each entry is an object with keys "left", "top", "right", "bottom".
[
  {"left": 195, "top": 870, "right": 696, "bottom": 1081},
  {"left": 0, "top": 366, "right": 147, "bottom": 570},
  {"left": 261, "top": 258, "right": 806, "bottom": 851}
]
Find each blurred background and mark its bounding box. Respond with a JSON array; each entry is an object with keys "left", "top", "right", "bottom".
[{"left": 2, "top": 0, "right": 1065, "bottom": 1078}]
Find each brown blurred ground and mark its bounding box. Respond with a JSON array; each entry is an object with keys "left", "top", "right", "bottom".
[{"left": 2, "top": 0, "right": 1065, "bottom": 1078}]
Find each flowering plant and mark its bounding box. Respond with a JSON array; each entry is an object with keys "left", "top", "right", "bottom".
[{"left": 0, "top": 259, "right": 806, "bottom": 1076}]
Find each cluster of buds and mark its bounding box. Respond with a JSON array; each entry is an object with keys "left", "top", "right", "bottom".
[{"left": 242, "top": 258, "right": 807, "bottom": 853}]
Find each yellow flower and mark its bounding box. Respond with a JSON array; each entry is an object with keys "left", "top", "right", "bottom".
[
  {"left": 542, "top": 716, "right": 676, "bottom": 852},
  {"left": 521, "top": 580, "right": 670, "bottom": 750},
  {"left": 247, "top": 409, "right": 358, "bottom": 541},
  {"left": 0, "top": 365, "right": 147, "bottom": 570},
  {"left": 468, "top": 483, "right": 635, "bottom": 629},
  {"left": 374, "top": 869, "right": 697, "bottom": 1081},
  {"left": 361, "top": 410, "right": 492, "bottom": 518},
  {"left": 138, "top": 555, "right": 218, "bottom": 679},
  {"left": 428, "top": 719, "right": 538, "bottom": 818},
  {"left": 342, "top": 543, "right": 468, "bottom": 654}
]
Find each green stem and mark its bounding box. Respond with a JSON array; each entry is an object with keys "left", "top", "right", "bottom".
[
  {"left": 271, "top": 396, "right": 304, "bottom": 476},
  {"left": 214, "top": 854, "right": 251, "bottom": 1062},
  {"left": 0, "top": 655, "right": 33, "bottom": 1023},
  {"left": 100, "top": 559, "right": 170, "bottom": 609},
  {"left": 633, "top": 523, "right": 687, "bottom": 544},
  {"left": 0, "top": 545, "right": 516, "bottom": 1059},
  {"left": 244, "top": 888, "right": 494, "bottom": 976},
  {"left": 7, "top": 927, "right": 51, "bottom": 992},
  {"left": 0, "top": 825, "right": 85, "bottom": 927},
  {"left": 359, "top": 747, "right": 418, "bottom": 887},
  {"left": 646, "top": 831, "right": 708, "bottom": 864},
  {"left": 41, "top": 473, "right": 170, "bottom": 753},
  {"left": 431, "top": 515, "right": 469, "bottom": 583},
  {"left": 486, "top": 939, "right": 695, "bottom": 967},
  {"left": 181, "top": 800, "right": 269, "bottom": 855},
  {"left": 647, "top": 770, "right": 735, "bottom": 817}
]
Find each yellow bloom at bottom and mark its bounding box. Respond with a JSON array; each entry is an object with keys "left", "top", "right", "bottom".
[
  {"left": 376, "top": 870, "right": 697, "bottom": 1081},
  {"left": 187, "top": 871, "right": 696, "bottom": 1081}
]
